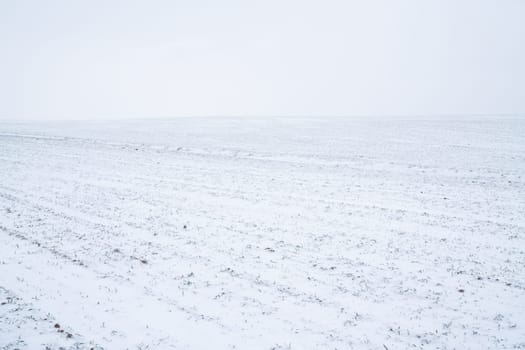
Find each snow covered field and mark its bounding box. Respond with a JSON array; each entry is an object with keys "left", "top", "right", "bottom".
[{"left": 1, "top": 117, "right": 524, "bottom": 349}]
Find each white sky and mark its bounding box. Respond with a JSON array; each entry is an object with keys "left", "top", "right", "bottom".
[{"left": 1, "top": 0, "right": 524, "bottom": 120}]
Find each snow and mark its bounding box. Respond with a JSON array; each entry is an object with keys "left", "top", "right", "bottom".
[{"left": 1, "top": 116, "right": 524, "bottom": 349}]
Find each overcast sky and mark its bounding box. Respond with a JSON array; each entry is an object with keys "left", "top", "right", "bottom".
[{"left": 1, "top": 0, "right": 524, "bottom": 120}]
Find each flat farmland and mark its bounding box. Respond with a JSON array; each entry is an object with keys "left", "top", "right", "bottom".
[{"left": 1, "top": 117, "right": 524, "bottom": 349}]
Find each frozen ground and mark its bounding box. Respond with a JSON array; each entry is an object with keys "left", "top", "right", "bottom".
[{"left": 0, "top": 116, "right": 524, "bottom": 349}]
